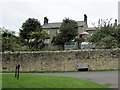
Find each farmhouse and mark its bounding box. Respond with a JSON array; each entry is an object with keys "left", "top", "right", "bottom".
[{"left": 42, "top": 14, "right": 95, "bottom": 46}]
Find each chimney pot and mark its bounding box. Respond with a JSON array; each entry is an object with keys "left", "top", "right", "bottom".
[
  {"left": 44, "top": 17, "right": 49, "bottom": 25},
  {"left": 114, "top": 19, "right": 117, "bottom": 26},
  {"left": 84, "top": 14, "right": 87, "bottom": 24}
]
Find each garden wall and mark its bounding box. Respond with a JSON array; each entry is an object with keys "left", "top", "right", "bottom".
[{"left": 1, "top": 49, "right": 120, "bottom": 72}]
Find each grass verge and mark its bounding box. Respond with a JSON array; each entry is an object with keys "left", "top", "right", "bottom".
[{"left": 2, "top": 74, "right": 109, "bottom": 88}]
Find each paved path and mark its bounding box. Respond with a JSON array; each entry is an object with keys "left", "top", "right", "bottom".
[{"left": 32, "top": 71, "right": 118, "bottom": 88}]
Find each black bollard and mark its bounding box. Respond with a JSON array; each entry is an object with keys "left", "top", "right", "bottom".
[
  {"left": 17, "top": 64, "right": 20, "bottom": 79},
  {"left": 15, "top": 65, "right": 18, "bottom": 77},
  {"left": 15, "top": 64, "right": 20, "bottom": 79}
]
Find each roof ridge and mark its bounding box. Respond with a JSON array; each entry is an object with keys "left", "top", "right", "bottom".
[
  {"left": 46, "top": 21, "right": 84, "bottom": 24},
  {"left": 42, "top": 21, "right": 86, "bottom": 29}
]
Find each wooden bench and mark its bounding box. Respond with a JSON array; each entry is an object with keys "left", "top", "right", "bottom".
[{"left": 76, "top": 63, "right": 89, "bottom": 71}]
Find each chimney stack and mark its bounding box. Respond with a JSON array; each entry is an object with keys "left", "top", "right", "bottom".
[
  {"left": 114, "top": 19, "right": 117, "bottom": 26},
  {"left": 44, "top": 17, "right": 49, "bottom": 25},
  {"left": 84, "top": 14, "right": 87, "bottom": 24}
]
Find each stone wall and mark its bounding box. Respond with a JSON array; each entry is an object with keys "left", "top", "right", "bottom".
[{"left": 1, "top": 49, "right": 120, "bottom": 72}]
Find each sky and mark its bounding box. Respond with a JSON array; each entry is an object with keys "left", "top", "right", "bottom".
[{"left": 0, "top": 0, "right": 119, "bottom": 35}]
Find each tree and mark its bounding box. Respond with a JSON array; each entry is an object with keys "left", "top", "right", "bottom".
[
  {"left": 52, "top": 18, "right": 78, "bottom": 50},
  {"left": 29, "top": 31, "right": 49, "bottom": 50},
  {"left": 19, "top": 18, "right": 42, "bottom": 48},
  {"left": 19, "top": 18, "right": 49, "bottom": 50},
  {"left": 1, "top": 29, "right": 21, "bottom": 52},
  {"left": 115, "top": 25, "right": 120, "bottom": 47},
  {"left": 89, "top": 19, "right": 119, "bottom": 49}
]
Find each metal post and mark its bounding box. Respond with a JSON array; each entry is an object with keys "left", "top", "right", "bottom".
[
  {"left": 15, "top": 66, "right": 17, "bottom": 77},
  {"left": 15, "top": 64, "right": 20, "bottom": 79},
  {"left": 17, "top": 64, "right": 20, "bottom": 79}
]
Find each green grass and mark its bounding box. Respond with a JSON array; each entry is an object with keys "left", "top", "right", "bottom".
[
  {"left": 0, "top": 74, "right": 2, "bottom": 89},
  {"left": 2, "top": 74, "right": 109, "bottom": 88}
]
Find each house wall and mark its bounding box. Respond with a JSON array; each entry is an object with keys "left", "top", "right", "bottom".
[
  {"left": 43, "top": 28, "right": 58, "bottom": 44},
  {"left": 78, "top": 23, "right": 88, "bottom": 34},
  {"left": 78, "top": 27, "right": 84, "bottom": 34},
  {"left": 1, "top": 49, "right": 119, "bottom": 72},
  {"left": 43, "top": 21, "right": 88, "bottom": 46}
]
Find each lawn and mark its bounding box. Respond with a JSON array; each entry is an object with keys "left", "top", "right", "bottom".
[
  {"left": 2, "top": 74, "right": 109, "bottom": 88},
  {"left": 0, "top": 74, "right": 2, "bottom": 89}
]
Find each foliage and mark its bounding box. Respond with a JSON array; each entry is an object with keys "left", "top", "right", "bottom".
[
  {"left": 52, "top": 18, "right": 78, "bottom": 49},
  {"left": 89, "top": 19, "right": 120, "bottom": 49},
  {"left": 115, "top": 26, "right": 120, "bottom": 47},
  {"left": 19, "top": 18, "right": 49, "bottom": 50},
  {"left": 19, "top": 18, "right": 42, "bottom": 48},
  {"left": 2, "top": 29, "right": 21, "bottom": 52},
  {"left": 29, "top": 31, "right": 49, "bottom": 50},
  {"left": 95, "top": 35, "right": 118, "bottom": 49}
]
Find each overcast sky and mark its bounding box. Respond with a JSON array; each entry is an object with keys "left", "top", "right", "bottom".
[{"left": 0, "top": 0, "right": 119, "bottom": 35}]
